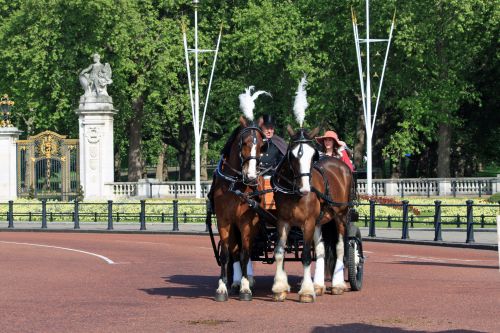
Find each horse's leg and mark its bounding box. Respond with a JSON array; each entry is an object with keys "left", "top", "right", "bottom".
[
  {"left": 332, "top": 215, "right": 348, "bottom": 295},
  {"left": 313, "top": 225, "right": 326, "bottom": 296},
  {"left": 238, "top": 221, "right": 253, "bottom": 301},
  {"left": 272, "top": 222, "right": 290, "bottom": 301},
  {"left": 215, "top": 223, "right": 231, "bottom": 301},
  {"left": 298, "top": 221, "right": 316, "bottom": 303},
  {"left": 229, "top": 227, "right": 242, "bottom": 293}
]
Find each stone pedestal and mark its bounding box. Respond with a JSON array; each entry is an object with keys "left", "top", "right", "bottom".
[
  {"left": 0, "top": 127, "right": 22, "bottom": 201},
  {"left": 76, "top": 95, "right": 117, "bottom": 200}
]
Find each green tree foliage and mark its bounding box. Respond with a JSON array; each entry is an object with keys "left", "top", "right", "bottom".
[{"left": 0, "top": 0, "right": 497, "bottom": 181}]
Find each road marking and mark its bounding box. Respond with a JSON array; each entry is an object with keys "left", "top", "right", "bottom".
[
  {"left": 393, "top": 254, "right": 493, "bottom": 263},
  {"left": 0, "top": 241, "right": 115, "bottom": 264}
]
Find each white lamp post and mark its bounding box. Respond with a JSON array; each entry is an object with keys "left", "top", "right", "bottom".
[
  {"left": 352, "top": 1, "right": 395, "bottom": 195},
  {"left": 183, "top": 0, "right": 222, "bottom": 198}
]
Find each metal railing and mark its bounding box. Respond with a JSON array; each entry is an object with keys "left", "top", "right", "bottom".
[{"left": 1, "top": 199, "right": 498, "bottom": 244}]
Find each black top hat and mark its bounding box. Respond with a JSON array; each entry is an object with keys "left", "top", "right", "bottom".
[{"left": 262, "top": 114, "right": 276, "bottom": 127}]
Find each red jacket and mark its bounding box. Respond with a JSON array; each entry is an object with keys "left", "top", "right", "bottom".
[{"left": 340, "top": 149, "right": 354, "bottom": 172}]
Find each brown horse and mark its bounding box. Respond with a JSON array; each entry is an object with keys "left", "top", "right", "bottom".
[
  {"left": 210, "top": 116, "right": 265, "bottom": 301},
  {"left": 271, "top": 126, "right": 354, "bottom": 302}
]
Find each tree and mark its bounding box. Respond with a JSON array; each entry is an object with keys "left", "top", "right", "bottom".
[{"left": 382, "top": 0, "right": 498, "bottom": 177}]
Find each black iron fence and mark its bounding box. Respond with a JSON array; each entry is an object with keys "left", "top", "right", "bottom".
[
  {"left": 359, "top": 199, "right": 499, "bottom": 243},
  {"left": 1, "top": 199, "right": 498, "bottom": 244}
]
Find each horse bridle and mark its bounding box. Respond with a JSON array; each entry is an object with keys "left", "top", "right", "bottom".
[
  {"left": 216, "top": 125, "right": 265, "bottom": 186},
  {"left": 272, "top": 129, "right": 319, "bottom": 195},
  {"left": 238, "top": 126, "right": 264, "bottom": 167}
]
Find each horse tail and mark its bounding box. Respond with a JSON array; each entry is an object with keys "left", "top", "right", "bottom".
[{"left": 321, "top": 219, "right": 338, "bottom": 281}]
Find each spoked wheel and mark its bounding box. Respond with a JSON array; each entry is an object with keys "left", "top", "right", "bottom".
[{"left": 346, "top": 228, "right": 364, "bottom": 291}]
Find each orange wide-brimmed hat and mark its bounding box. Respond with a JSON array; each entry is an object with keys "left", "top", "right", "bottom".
[{"left": 315, "top": 130, "right": 341, "bottom": 146}]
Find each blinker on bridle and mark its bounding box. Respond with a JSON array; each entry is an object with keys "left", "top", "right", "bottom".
[
  {"left": 238, "top": 125, "right": 263, "bottom": 166},
  {"left": 290, "top": 128, "right": 317, "bottom": 180}
]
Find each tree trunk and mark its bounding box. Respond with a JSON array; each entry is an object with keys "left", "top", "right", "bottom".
[
  {"left": 178, "top": 124, "right": 193, "bottom": 180},
  {"left": 354, "top": 103, "right": 365, "bottom": 170},
  {"left": 437, "top": 123, "right": 451, "bottom": 177},
  {"left": 155, "top": 142, "right": 168, "bottom": 181},
  {"left": 127, "top": 96, "right": 144, "bottom": 182},
  {"left": 114, "top": 147, "right": 121, "bottom": 181},
  {"left": 201, "top": 135, "right": 208, "bottom": 180}
]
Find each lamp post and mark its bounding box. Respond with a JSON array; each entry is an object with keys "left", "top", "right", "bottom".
[
  {"left": 0, "top": 94, "right": 14, "bottom": 127},
  {"left": 182, "top": 0, "right": 222, "bottom": 198},
  {"left": 352, "top": 1, "right": 395, "bottom": 195}
]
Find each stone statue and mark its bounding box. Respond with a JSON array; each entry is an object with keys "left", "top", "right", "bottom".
[{"left": 79, "top": 53, "right": 112, "bottom": 97}]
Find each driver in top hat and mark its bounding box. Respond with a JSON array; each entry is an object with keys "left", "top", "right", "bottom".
[{"left": 259, "top": 114, "right": 287, "bottom": 177}]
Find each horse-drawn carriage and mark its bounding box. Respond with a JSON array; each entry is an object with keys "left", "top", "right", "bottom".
[{"left": 206, "top": 80, "right": 364, "bottom": 302}]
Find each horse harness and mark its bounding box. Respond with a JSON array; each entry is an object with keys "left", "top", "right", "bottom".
[{"left": 213, "top": 125, "right": 276, "bottom": 220}]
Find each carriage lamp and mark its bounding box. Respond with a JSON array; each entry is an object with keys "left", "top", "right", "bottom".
[{"left": 0, "top": 94, "right": 14, "bottom": 127}]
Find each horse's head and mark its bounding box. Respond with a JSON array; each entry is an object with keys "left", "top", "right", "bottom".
[
  {"left": 232, "top": 116, "right": 265, "bottom": 184},
  {"left": 286, "top": 125, "right": 320, "bottom": 194}
]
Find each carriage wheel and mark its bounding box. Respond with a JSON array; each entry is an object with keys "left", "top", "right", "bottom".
[{"left": 346, "top": 229, "right": 363, "bottom": 291}]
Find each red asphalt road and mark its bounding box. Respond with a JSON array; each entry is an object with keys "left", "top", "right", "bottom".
[{"left": 0, "top": 232, "right": 498, "bottom": 333}]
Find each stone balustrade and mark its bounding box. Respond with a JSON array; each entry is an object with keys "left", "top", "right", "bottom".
[{"left": 105, "top": 176, "right": 499, "bottom": 199}]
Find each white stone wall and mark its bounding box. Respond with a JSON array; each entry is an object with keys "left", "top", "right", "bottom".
[
  {"left": 77, "top": 97, "right": 116, "bottom": 200},
  {"left": 0, "top": 128, "right": 22, "bottom": 200}
]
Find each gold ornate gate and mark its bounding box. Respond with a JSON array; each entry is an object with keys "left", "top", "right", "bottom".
[{"left": 17, "top": 131, "right": 79, "bottom": 201}]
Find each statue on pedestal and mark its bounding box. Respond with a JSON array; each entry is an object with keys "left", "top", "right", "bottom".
[{"left": 79, "top": 53, "right": 112, "bottom": 97}]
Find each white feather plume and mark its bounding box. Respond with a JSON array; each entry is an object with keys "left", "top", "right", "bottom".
[
  {"left": 239, "top": 86, "right": 271, "bottom": 121},
  {"left": 293, "top": 75, "right": 308, "bottom": 127}
]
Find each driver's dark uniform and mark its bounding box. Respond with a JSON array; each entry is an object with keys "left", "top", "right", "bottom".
[{"left": 259, "top": 135, "right": 287, "bottom": 209}]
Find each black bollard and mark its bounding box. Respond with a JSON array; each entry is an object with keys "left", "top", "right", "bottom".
[
  {"left": 172, "top": 200, "right": 179, "bottom": 231},
  {"left": 140, "top": 200, "right": 146, "bottom": 230},
  {"left": 433, "top": 200, "right": 442, "bottom": 241},
  {"left": 465, "top": 200, "right": 475, "bottom": 243},
  {"left": 41, "top": 199, "right": 47, "bottom": 229},
  {"left": 8, "top": 200, "right": 14, "bottom": 228},
  {"left": 401, "top": 200, "right": 409, "bottom": 239},
  {"left": 74, "top": 200, "right": 80, "bottom": 229},
  {"left": 107, "top": 200, "right": 113, "bottom": 230},
  {"left": 368, "top": 200, "right": 376, "bottom": 237}
]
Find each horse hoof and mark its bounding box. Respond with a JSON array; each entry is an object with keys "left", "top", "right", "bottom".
[
  {"left": 299, "top": 294, "right": 315, "bottom": 303},
  {"left": 314, "top": 286, "right": 325, "bottom": 296},
  {"left": 239, "top": 291, "right": 252, "bottom": 301},
  {"left": 273, "top": 291, "right": 288, "bottom": 302},
  {"left": 214, "top": 292, "right": 228, "bottom": 302},
  {"left": 331, "top": 287, "right": 345, "bottom": 295}
]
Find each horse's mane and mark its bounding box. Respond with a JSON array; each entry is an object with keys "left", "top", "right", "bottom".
[{"left": 220, "top": 125, "right": 242, "bottom": 157}]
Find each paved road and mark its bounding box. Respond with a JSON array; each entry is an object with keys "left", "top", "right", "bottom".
[
  {"left": 1, "top": 232, "right": 498, "bottom": 333},
  {"left": 1, "top": 221, "right": 498, "bottom": 249}
]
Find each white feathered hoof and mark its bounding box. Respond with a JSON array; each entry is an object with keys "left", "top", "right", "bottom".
[
  {"left": 299, "top": 293, "right": 315, "bottom": 303},
  {"left": 314, "top": 284, "right": 326, "bottom": 296},
  {"left": 214, "top": 291, "right": 228, "bottom": 302},
  {"left": 273, "top": 291, "right": 288, "bottom": 302},
  {"left": 331, "top": 286, "right": 345, "bottom": 295}
]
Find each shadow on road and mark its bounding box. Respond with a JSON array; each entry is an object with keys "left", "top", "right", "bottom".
[
  {"left": 312, "top": 324, "right": 485, "bottom": 333},
  {"left": 139, "top": 274, "right": 305, "bottom": 301}
]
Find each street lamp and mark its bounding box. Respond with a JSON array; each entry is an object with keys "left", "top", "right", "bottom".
[
  {"left": 0, "top": 94, "right": 14, "bottom": 127},
  {"left": 183, "top": 0, "right": 222, "bottom": 198}
]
